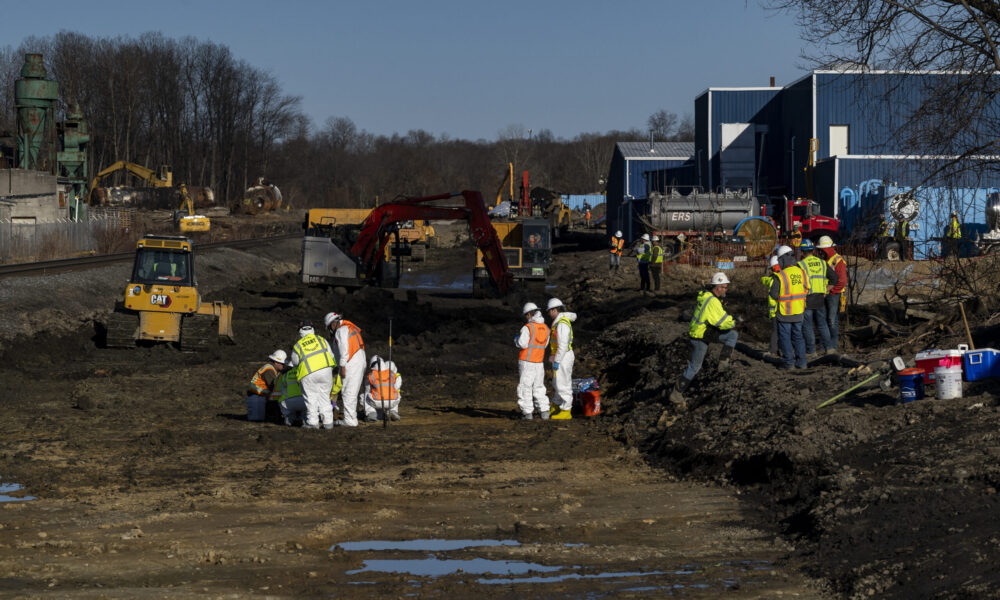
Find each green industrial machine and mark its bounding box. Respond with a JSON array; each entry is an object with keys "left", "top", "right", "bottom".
[
  {"left": 57, "top": 103, "right": 90, "bottom": 202},
  {"left": 15, "top": 54, "right": 58, "bottom": 174}
]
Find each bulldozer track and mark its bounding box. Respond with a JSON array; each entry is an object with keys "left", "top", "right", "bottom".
[
  {"left": 104, "top": 310, "right": 138, "bottom": 349},
  {"left": 180, "top": 315, "right": 217, "bottom": 352},
  {"left": 0, "top": 233, "right": 299, "bottom": 278}
]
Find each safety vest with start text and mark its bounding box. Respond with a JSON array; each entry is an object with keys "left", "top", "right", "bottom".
[
  {"left": 610, "top": 237, "right": 624, "bottom": 256},
  {"left": 368, "top": 366, "right": 399, "bottom": 402},
  {"left": 293, "top": 333, "right": 335, "bottom": 380},
  {"left": 798, "top": 255, "right": 829, "bottom": 295},
  {"left": 689, "top": 290, "right": 735, "bottom": 339},
  {"left": 249, "top": 363, "right": 277, "bottom": 395},
  {"left": 519, "top": 321, "right": 549, "bottom": 363},
  {"left": 776, "top": 265, "right": 808, "bottom": 316},
  {"left": 339, "top": 320, "right": 366, "bottom": 361},
  {"left": 549, "top": 314, "right": 574, "bottom": 354}
]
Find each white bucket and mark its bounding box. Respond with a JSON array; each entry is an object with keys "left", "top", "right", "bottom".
[
  {"left": 934, "top": 365, "right": 963, "bottom": 400},
  {"left": 246, "top": 395, "right": 266, "bottom": 421}
]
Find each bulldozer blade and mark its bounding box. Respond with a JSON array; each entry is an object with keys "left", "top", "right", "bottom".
[{"left": 198, "top": 300, "right": 235, "bottom": 343}]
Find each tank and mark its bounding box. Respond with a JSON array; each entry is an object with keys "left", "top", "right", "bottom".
[
  {"left": 645, "top": 190, "right": 760, "bottom": 233},
  {"left": 242, "top": 178, "right": 282, "bottom": 214},
  {"left": 987, "top": 192, "right": 1000, "bottom": 232}
]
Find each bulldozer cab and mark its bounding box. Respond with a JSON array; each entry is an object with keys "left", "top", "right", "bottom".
[{"left": 133, "top": 247, "right": 193, "bottom": 286}]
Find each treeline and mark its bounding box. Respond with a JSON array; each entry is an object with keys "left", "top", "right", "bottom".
[{"left": 0, "top": 32, "right": 692, "bottom": 208}]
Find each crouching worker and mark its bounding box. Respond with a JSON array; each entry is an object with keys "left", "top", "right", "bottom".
[
  {"left": 669, "top": 272, "right": 738, "bottom": 409},
  {"left": 247, "top": 349, "right": 285, "bottom": 422},
  {"left": 273, "top": 357, "right": 342, "bottom": 427},
  {"left": 363, "top": 355, "right": 401, "bottom": 422}
]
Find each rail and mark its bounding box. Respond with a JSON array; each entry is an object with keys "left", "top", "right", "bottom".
[{"left": 0, "top": 232, "right": 300, "bottom": 278}]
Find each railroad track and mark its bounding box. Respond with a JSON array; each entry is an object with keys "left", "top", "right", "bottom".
[{"left": 0, "top": 232, "right": 300, "bottom": 278}]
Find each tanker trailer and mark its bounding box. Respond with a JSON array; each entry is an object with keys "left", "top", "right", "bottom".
[{"left": 643, "top": 190, "right": 760, "bottom": 236}]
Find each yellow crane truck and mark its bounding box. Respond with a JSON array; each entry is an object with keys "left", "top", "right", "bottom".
[{"left": 104, "top": 235, "right": 234, "bottom": 350}]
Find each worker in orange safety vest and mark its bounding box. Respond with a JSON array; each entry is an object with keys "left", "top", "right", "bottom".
[
  {"left": 514, "top": 302, "right": 550, "bottom": 420},
  {"left": 247, "top": 349, "right": 286, "bottom": 422},
  {"left": 609, "top": 230, "right": 624, "bottom": 272},
  {"left": 362, "top": 355, "right": 402, "bottom": 422},
  {"left": 325, "top": 311, "right": 367, "bottom": 427}
]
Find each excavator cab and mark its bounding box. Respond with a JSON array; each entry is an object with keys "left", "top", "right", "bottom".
[{"left": 105, "top": 235, "right": 233, "bottom": 350}]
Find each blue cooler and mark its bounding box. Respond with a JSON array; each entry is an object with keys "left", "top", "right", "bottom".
[{"left": 963, "top": 348, "right": 1000, "bottom": 381}]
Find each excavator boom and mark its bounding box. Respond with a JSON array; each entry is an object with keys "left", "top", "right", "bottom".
[{"left": 351, "top": 190, "right": 512, "bottom": 294}]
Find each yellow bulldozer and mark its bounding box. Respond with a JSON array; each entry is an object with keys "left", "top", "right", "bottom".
[{"left": 104, "top": 235, "right": 234, "bottom": 350}]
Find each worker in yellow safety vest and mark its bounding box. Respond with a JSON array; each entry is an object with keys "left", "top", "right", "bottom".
[
  {"left": 636, "top": 233, "right": 652, "bottom": 291},
  {"left": 790, "top": 222, "right": 803, "bottom": 260},
  {"left": 362, "top": 355, "right": 401, "bottom": 422},
  {"left": 514, "top": 302, "right": 551, "bottom": 420},
  {"left": 669, "top": 272, "right": 738, "bottom": 409},
  {"left": 650, "top": 235, "right": 664, "bottom": 291},
  {"left": 271, "top": 355, "right": 341, "bottom": 426},
  {"left": 288, "top": 323, "right": 337, "bottom": 429},
  {"left": 761, "top": 255, "right": 781, "bottom": 357},
  {"left": 546, "top": 298, "right": 577, "bottom": 420},
  {"left": 770, "top": 245, "right": 808, "bottom": 369},
  {"left": 609, "top": 230, "right": 624, "bottom": 272},
  {"left": 797, "top": 239, "right": 839, "bottom": 357},
  {"left": 247, "top": 349, "right": 286, "bottom": 422},
  {"left": 944, "top": 211, "right": 962, "bottom": 257}
]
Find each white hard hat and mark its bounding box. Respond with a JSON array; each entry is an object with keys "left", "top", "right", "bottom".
[
  {"left": 816, "top": 235, "right": 835, "bottom": 249},
  {"left": 775, "top": 245, "right": 793, "bottom": 258},
  {"left": 793, "top": 222, "right": 802, "bottom": 228},
  {"left": 323, "top": 312, "right": 341, "bottom": 328},
  {"left": 711, "top": 272, "right": 730, "bottom": 286},
  {"left": 641, "top": 233, "right": 650, "bottom": 241},
  {"left": 769, "top": 255, "right": 779, "bottom": 268},
  {"left": 651, "top": 235, "right": 660, "bottom": 241},
  {"left": 522, "top": 302, "right": 539, "bottom": 314},
  {"left": 615, "top": 230, "right": 623, "bottom": 238},
  {"left": 677, "top": 233, "right": 686, "bottom": 240},
  {"left": 269, "top": 349, "right": 287, "bottom": 363},
  {"left": 546, "top": 298, "right": 563, "bottom": 310},
  {"left": 369, "top": 355, "right": 381, "bottom": 367},
  {"left": 298, "top": 325, "right": 314, "bottom": 337}
]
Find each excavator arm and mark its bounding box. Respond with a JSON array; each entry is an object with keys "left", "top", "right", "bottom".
[
  {"left": 351, "top": 190, "right": 513, "bottom": 294},
  {"left": 88, "top": 161, "right": 172, "bottom": 204}
]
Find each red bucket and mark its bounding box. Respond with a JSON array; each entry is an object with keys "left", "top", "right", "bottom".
[{"left": 573, "top": 391, "right": 601, "bottom": 416}]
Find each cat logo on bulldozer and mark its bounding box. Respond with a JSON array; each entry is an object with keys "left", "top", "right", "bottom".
[{"left": 150, "top": 294, "right": 171, "bottom": 307}]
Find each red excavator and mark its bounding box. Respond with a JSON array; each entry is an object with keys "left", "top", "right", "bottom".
[{"left": 302, "top": 190, "right": 513, "bottom": 295}]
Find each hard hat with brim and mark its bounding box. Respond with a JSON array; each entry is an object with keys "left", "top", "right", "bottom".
[
  {"left": 711, "top": 272, "right": 730, "bottom": 286},
  {"left": 800, "top": 239, "right": 815, "bottom": 251},
  {"left": 522, "top": 302, "right": 539, "bottom": 314},
  {"left": 546, "top": 298, "right": 563, "bottom": 310},
  {"left": 269, "top": 349, "right": 287, "bottom": 363},
  {"left": 816, "top": 235, "right": 835, "bottom": 249}
]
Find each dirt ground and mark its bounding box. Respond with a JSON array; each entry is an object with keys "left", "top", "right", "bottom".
[{"left": 1, "top": 228, "right": 997, "bottom": 598}]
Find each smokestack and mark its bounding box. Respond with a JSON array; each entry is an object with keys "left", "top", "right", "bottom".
[{"left": 770, "top": 76, "right": 775, "bottom": 87}]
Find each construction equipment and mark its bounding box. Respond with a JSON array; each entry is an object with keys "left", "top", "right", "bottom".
[
  {"left": 241, "top": 177, "right": 283, "bottom": 214},
  {"left": 495, "top": 162, "right": 514, "bottom": 208},
  {"left": 173, "top": 184, "right": 210, "bottom": 232},
  {"left": 302, "top": 190, "right": 512, "bottom": 294},
  {"left": 88, "top": 161, "right": 172, "bottom": 204},
  {"left": 104, "top": 235, "right": 234, "bottom": 350},
  {"left": 474, "top": 218, "right": 550, "bottom": 298},
  {"left": 303, "top": 208, "right": 434, "bottom": 260}
]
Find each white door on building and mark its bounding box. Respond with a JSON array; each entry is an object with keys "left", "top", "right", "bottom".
[
  {"left": 719, "top": 122, "right": 755, "bottom": 191},
  {"left": 829, "top": 125, "right": 849, "bottom": 156}
]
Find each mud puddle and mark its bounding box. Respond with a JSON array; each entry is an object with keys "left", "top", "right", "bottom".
[{"left": 0, "top": 480, "right": 35, "bottom": 503}]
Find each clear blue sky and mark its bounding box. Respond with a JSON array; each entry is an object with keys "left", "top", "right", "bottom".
[{"left": 7, "top": 0, "right": 811, "bottom": 141}]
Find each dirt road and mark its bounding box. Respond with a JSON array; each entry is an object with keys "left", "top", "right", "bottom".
[{"left": 0, "top": 236, "right": 821, "bottom": 598}]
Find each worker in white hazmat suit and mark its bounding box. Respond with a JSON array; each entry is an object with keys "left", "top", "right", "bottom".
[
  {"left": 546, "top": 298, "right": 577, "bottom": 420},
  {"left": 363, "top": 355, "right": 402, "bottom": 422},
  {"left": 514, "top": 302, "right": 550, "bottom": 420},
  {"left": 288, "top": 323, "right": 337, "bottom": 429},
  {"left": 325, "top": 312, "right": 367, "bottom": 427}
]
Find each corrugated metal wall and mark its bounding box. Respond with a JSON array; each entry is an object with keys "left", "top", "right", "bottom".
[
  {"left": 695, "top": 93, "right": 709, "bottom": 190},
  {"left": 708, "top": 89, "right": 781, "bottom": 192},
  {"left": 779, "top": 76, "right": 813, "bottom": 198},
  {"left": 606, "top": 144, "right": 690, "bottom": 242}
]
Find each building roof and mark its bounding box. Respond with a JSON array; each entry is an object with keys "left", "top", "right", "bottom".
[{"left": 616, "top": 142, "right": 693, "bottom": 160}]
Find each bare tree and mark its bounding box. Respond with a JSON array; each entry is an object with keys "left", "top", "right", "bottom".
[{"left": 647, "top": 109, "right": 678, "bottom": 141}]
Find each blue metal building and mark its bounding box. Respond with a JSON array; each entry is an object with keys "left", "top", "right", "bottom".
[
  {"left": 604, "top": 141, "right": 693, "bottom": 242},
  {"left": 676, "top": 70, "right": 1000, "bottom": 256}
]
